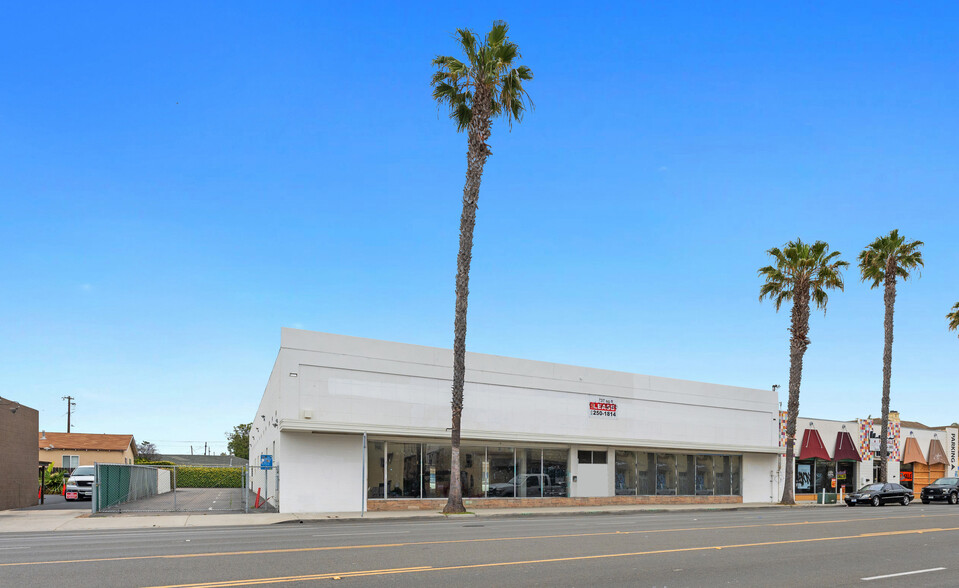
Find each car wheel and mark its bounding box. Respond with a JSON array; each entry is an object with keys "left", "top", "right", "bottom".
[
  {"left": 922, "top": 499, "right": 930, "bottom": 504},
  {"left": 949, "top": 493, "right": 958, "bottom": 505},
  {"left": 871, "top": 495, "right": 881, "bottom": 507},
  {"left": 902, "top": 496, "right": 910, "bottom": 506}
]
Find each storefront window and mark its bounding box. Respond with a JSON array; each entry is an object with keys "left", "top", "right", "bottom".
[
  {"left": 386, "top": 442, "right": 421, "bottom": 498},
  {"left": 730, "top": 456, "right": 741, "bottom": 495},
  {"left": 677, "top": 455, "right": 694, "bottom": 495},
  {"left": 714, "top": 456, "right": 730, "bottom": 495},
  {"left": 543, "top": 448, "right": 569, "bottom": 497},
  {"left": 696, "top": 455, "right": 715, "bottom": 495},
  {"left": 837, "top": 461, "right": 856, "bottom": 493},
  {"left": 899, "top": 463, "right": 913, "bottom": 490},
  {"left": 487, "top": 446, "right": 515, "bottom": 497},
  {"left": 656, "top": 453, "right": 677, "bottom": 495},
  {"left": 423, "top": 444, "right": 451, "bottom": 498},
  {"left": 638, "top": 452, "right": 654, "bottom": 495},
  {"left": 519, "top": 449, "right": 543, "bottom": 497},
  {"left": 816, "top": 459, "right": 835, "bottom": 494},
  {"left": 615, "top": 450, "right": 638, "bottom": 495},
  {"left": 367, "top": 441, "right": 386, "bottom": 498},
  {"left": 461, "top": 446, "right": 485, "bottom": 498},
  {"left": 796, "top": 460, "right": 814, "bottom": 493}
]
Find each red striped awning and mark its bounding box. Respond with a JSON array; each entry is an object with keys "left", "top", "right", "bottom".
[
  {"left": 799, "top": 429, "right": 831, "bottom": 460},
  {"left": 834, "top": 432, "right": 862, "bottom": 461}
]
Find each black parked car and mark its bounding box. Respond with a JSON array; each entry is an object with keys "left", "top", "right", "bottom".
[
  {"left": 844, "top": 483, "right": 913, "bottom": 507},
  {"left": 920, "top": 477, "right": 959, "bottom": 504}
]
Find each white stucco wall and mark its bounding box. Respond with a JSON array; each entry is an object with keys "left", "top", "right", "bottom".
[
  {"left": 255, "top": 329, "right": 783, "bottom": 511},
  {"left": 279, "top": 432, "right": 363, "bottom": 513}
]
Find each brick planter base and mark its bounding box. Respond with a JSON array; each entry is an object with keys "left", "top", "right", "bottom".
[{"left": 367, "top": 495, "right": 742, "bottom": 511}]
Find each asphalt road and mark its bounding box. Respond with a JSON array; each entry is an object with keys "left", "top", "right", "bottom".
[{"left": 3, "top": 504, "right": 959, "bottom": 587}]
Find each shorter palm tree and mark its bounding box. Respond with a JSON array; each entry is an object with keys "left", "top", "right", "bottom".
[
  {"left": 858, "top": 229, "right": 923, "bottom": 483},
  {"left": 948, "top": 303, "right": 959, "bottom": 335},
  {"left": 759, "top": 239, "right": 848, "bottom": 505}
]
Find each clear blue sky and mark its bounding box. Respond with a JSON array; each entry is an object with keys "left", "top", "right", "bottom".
[{"left": 3, "top": 3, "right": 957, "bottom": 454}]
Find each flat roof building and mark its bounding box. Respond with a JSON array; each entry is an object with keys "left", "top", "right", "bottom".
[{"left": 251, "top": 329, "right": 781, "bottom": 513}]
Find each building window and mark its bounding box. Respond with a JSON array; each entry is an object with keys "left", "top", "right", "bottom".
[
  {"left": 367, "top": 441, "right": 386, "bottom": 498},
  {"left": 387, "top": 442, "right": 422, "bottom": 498},
  {"left": 577, "top": 450, "right": 607, "bottom": 464},
  {"left": 543, "top": 448, "right": 569, "bottom": 497},
  {"left": 62, "top": 455, "right": 79, "bottom": 470}
]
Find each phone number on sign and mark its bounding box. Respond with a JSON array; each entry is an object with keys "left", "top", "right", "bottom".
[{"left": 589, "top": 402, "right": 617, "bottom": 416}]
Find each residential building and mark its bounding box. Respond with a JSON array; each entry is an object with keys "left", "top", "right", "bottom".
[{"left": 38, "top": 432, "right": 138, "bottom": 469}]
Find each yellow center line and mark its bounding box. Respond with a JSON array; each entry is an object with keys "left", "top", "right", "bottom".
[
  {"left": 3, "top": 512, "right": 953, "bottom": 569},
  {"left": 146, "top": 525, "right": 959, "bottom": 588}
]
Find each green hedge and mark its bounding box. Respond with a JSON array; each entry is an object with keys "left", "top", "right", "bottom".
[{"left": 174, "top": 467, "right": 243, "bottom": 488}]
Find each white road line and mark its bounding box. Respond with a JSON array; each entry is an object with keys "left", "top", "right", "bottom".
[{"left": 862, "top": 567, "right": 946, "bottom": 581}]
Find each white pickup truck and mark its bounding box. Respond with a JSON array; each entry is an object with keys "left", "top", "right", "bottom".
[{"left": 488, "top": 474, "right": 561, "bottom": 497}]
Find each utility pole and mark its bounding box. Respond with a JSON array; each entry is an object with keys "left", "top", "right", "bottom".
[
  {"left": 61, "top": 396, "right": 76, "bottom": 432},
  {"left": 204, "top": 441, "right": 208, "bottom": 456}
]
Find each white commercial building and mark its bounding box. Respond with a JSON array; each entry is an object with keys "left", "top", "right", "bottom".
[{"left": 251, "top": 329, "right": 782, "bottom": 513}]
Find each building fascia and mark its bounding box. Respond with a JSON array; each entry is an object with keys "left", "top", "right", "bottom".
[{"left": 279, "top": 418, "right": 781, "bottom": 455}]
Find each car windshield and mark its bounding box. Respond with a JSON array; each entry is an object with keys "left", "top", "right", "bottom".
[
  {"left": 72, "top": 466, "right": 95, "bottom": 476},
  {"left": 932, "top": 477, "right": 959, "bottom": 486},
  {"left": 858, "top": 484, "right": 884, "bottom": 493}
]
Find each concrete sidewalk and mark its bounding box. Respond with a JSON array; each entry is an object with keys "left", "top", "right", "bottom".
[{"left": 0, "top": 501, "right": 829, "bottom": 533}]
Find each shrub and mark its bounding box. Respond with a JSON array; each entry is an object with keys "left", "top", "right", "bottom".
[{"left": 174, "top": 467, "right": 243, "bottom": 488}]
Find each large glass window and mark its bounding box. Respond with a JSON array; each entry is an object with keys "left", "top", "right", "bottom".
[
  {"left": 519, "top": 449, "right": 543, "bottom": 498},
  {"left": 730, "top": 456, "right": 741, "bottom": 496},
  {"left": 461, "top": 446, "right": 485, "bottom": 498},
  {"left": 696, "top": 455, "right": 715, "bottom": 495},
  {"left": 367, "top": 441, "right": 386, "bottom": 498},
  {"left": 677, "top": 454, "right": 694, "bottom": 495},
  {"left": 423, "top": 444, "right": 451, "bottom": 498},
  {"left": 838, "top": 461, "right": 857, "bottom": 493},
  {"left": 615, "top": 450, "right": 638, "bottom": 495},
  {"left": 796, "top": 459, "right": 814, "bottom": 493},
  {"left": 543, "top": 448, "right": 568, "bottom": 497},
  {"left": 638, "top": 452, "right": 654, "bottom": 495},
  {"left": 386, "top": 442, "right": 421, "bottom": 498},
  {"left": 487, "top": 446, "right": 515, "bottom": 497},
  {"left": 656, "top": 453, "right": 677, "bottom": 495},
  {"left": 714, "top": 456, "right": 730, "bottom": 495}
]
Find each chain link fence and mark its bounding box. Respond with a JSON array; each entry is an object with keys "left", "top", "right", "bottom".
[{"left": 93, "top": 463, "right": 277, "bottom": 513}]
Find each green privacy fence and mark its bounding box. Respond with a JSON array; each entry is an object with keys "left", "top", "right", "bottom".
[{"left": 95, "top": 464, "right": 159, "bottom": 512}]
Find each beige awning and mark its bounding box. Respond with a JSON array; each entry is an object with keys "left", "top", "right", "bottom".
[
  {"left": 901, "top": 437, "right": 926, "bottom": 465},
  {"left": 928, "top": 439, "right": 949, "bottom": 466}
]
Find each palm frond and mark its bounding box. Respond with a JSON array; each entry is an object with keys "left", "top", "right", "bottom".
[
  {"left": 431, "top": 21, "right": 532, "bottom": 134},
  {"left": 947, "top": 302, "right": 959, "bottom": 334},
  {"left": 858, "top": 230, "right": 924, "bottom": 287},
  {"left": 759, "top": 239, "right": 847, "bottom": 314}
]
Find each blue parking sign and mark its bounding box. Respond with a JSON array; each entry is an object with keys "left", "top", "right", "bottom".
[{"left": 260, "top": 455, "right": 273, "bottom": 470}]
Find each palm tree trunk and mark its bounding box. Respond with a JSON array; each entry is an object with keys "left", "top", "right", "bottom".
[
  {"left": 781, "top": 288, "right": 811, "bottom": 505},
  {"left": 443, "top": 89, "right": 492, "bottom": 515},
  {"left": 878, "top": 257, "right": 897, "bottom": 483}
]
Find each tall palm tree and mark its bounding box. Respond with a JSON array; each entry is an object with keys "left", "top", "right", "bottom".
[
  {"left": 431, "top": 22, "right": 532, "bottom": 514},
  {"left": 858, "top": 230, "right": 924, "bottom": 483},
  {"left": 759, "top": 239, "right": 848, "bottom": 505},
  {"left": 947, "top": 303, "right": 959, "bottom": 336}
]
